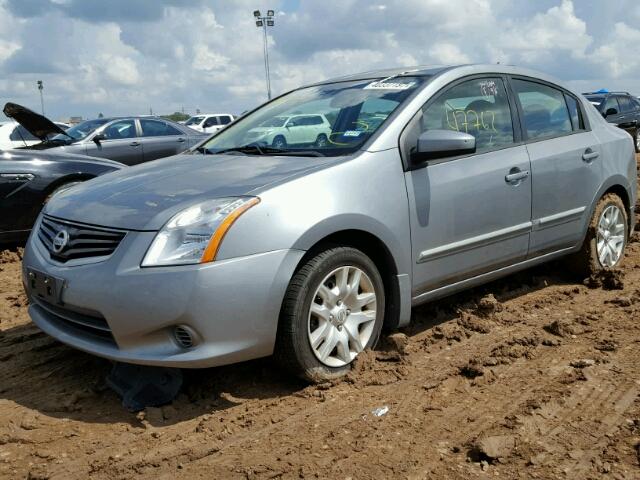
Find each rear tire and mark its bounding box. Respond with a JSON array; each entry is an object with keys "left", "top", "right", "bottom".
[
  {"left": 275, "top": 247, "right": 385, "bottom": 383},
  {"left": 315, "top": 134, "right": 328, "bottom": 148},
  {"left": 634, "top": 130, "right": 640, "bottom": 153},
  {"left": 567, "top": 193, "right": 628, "bottom": 277}
]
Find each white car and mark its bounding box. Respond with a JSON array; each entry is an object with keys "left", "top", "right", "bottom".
[
  {"left": 0, "top": 121, "right": 69, "bottom": 150},
  {"left": 245, "top": 114, "right": 332, "bottom": 148},
  {"left": 184, "top": 113, "right": 234, "bottom": 134}
]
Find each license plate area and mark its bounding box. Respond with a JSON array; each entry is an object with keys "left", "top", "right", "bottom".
[{"left": 27, "top": 268, "right": 65, "bottom": 305}]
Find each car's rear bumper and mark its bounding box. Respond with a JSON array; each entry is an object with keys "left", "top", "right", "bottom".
[{"left": 23, "top": 228, "right": 304, "bottom": 368}]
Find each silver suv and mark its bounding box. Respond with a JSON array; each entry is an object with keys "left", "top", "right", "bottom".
[{"left": 22, "top": 65, "right": 637, "bottom": 382}]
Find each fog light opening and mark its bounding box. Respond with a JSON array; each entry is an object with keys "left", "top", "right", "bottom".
[{"left": 173, "top": 325, "right": 197, "bottom": 349}]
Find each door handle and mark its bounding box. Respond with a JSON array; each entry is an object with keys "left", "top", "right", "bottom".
[
  {"left": 582, "top": 149, "right": 599, "bottom": 163},
  {"left": 129, "top": 141, "right": 141, "bottom": 147},
  {"left": 505, "top": 169, "right": 529, "bottom": 184},
  {"left": 177, "top": 138, "right": 186, "bottom": 143}
]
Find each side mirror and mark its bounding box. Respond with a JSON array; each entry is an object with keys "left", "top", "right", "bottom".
[
  {"left": 604, "top": 107, "right": 618, "bottom": 117},
  {"left": 93, "top": 133, "right": 106, "bottom": 144},
  {"left": 411, "top": 129, "right": 476, "bottom": 166}
]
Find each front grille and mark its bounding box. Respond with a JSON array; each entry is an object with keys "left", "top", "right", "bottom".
[
  {"left": 38, "top": 215, "right": 126, "bottom": 263},
  {"left": 33, "top": 298, "right": 116, "bottom": 345}
]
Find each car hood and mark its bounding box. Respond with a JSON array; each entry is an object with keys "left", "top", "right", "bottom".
[
  {"left": 2, "top": 102, "right": 67, "bottom": 140},
  {"left": 45, "top": 153, "right": 329, "bottom": 231}
]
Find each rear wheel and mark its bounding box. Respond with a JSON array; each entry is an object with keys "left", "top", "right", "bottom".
[
  {"left": 635, "top": 129, "right": 640, "bottom": 153},
  {"left": 315, "top": 134, "right": 328, "bottom": 148},
  {"left": 275, "top": 247, "right": 385, "bottom": 382},
  {"left": 568, "top": 193, "right": 628, "bottom": 276}
]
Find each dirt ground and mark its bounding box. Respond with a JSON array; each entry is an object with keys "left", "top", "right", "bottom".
[{"left": 2, "top": 163, "right": 640, "bottom": 480}]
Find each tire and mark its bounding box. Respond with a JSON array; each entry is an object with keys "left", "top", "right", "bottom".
[
  {"left": 275, "top": 247, "right": 385, "bottom": 382},
  {"left": 272, "top": 135, "right": 287, "bottom": 149},
  {"left": 44, "top": 181, "right": 82, "bottom": 204},
  {"left": 634, "top": 129, "right": 640, "bottom": 153},
  {"left": 567, "top": 193, "right": 628, "bottom": 277},
  {"left": 315, "top": 134, "right": 328, "bottom": 148}
]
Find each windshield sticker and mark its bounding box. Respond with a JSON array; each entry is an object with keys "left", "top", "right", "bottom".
[
  {"left": 364, "top": 80, "right": 416, "bottom": 90},
  {"left": 343, "top": 130, "right": 362, "bottom": 137},
  {"left": 480, "top": 80, "right": 498, "bottom": 98}
]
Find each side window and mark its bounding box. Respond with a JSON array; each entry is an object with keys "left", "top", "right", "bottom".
[
  {"left": 287, "top": 117, "right": 301, "bottom": 127},
  {"left": 564, "top": 94, "right": 584, "bottom": 131},
  {"left": 512, "top": 79, "right": 572, "bottom": 140},
  {"left": 308, "top": 116, "right": 323, "bottom": 125},
  {"left": 140, "top": 119, "right": 181, "bottom": 137},
  {"left": 203, "top": 117, "right": 218, "bottom": 128},
  {"left": 618, "top": 96, "right": 634, "bottom": 113},
  {"left": 631, "top": 98, "right": 640, "bottom": 111},
  {"left": 9, "top": 125, "right": 38, "bottom": 141},
  {"left": 102, "top": 120, "right": 137, "bottom": 140},
  {"left": 603, "top": 96, "right": 620, "bottom": 115},
  {"left": 420, "top": 77, "right": 514, "bottom": 153},
  {"left": 219, "top": 116, "right": 232, "bottom": 125}
]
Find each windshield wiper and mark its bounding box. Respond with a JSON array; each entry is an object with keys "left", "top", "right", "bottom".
[
  {"left": 261, "top": 148, "right": 326, "bottom": 157},
  {"left": 214, "top": 144, "right": 266, "bottom": 156}
]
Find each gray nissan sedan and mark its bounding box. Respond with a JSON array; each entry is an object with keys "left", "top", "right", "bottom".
[{"left": 22, "top": 65, "right": 637, "bottom": 382}]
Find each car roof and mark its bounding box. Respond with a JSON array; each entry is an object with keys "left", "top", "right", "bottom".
[{"left": 310, "top": 64, "right": 570, "bottom": 89}]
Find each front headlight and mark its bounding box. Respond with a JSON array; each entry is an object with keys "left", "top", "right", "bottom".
[{"left": 141, "top": 197, "right": 260, "bottom": 267}]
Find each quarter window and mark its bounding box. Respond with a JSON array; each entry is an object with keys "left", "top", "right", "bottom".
[
  {"left": 512, "top": 79, "right": 572, "bottom": 139},
  {"left": 420, "top": 77, "right": 515, "bottom": 153},
  {"left": 140, "top": 119, "right": 181, "bottom": 137},
  {"left": 564, "top": 94, "right": 584, "bottom": 131}
]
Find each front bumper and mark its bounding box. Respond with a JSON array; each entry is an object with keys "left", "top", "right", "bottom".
[{"left": 23, "top": 227, "right": 305, "bottom": 368}]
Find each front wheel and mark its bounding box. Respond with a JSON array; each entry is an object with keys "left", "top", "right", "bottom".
[
  {"left": 568, "top": 193, "right": 628, "bottom": 276},
  {"left": 272, "top": 135, "right": 287, "bottom": 149},
  {"left": 635, "top": 129, "right": 640, "bottom": 153},
  {"left": 275, "top": 247, "right": 385, "bottom": 382}
]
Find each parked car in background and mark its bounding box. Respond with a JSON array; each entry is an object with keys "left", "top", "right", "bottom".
[
  {"left": 23, "top": 65, "right": 636, "bottom": 382},
  {"left": 0, "top": 149, "right": 123, "bottom": 243},
  {"left": 245, "top": 114, "right": 332, "bottom": 148},
  {"left": 0, "top": 120, "right": 69, "bottom": 150},
  {"left": 3, "top": 103, "right": 207, "bottom": 165},
  {"left": 184, "top": 113, "right": 235, "bottom": 133},
  {"left": 583, "top": 91, "right": 640, "bottom": 152}
]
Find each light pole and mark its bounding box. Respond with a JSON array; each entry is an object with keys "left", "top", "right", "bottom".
[
  {"left": 37, "top": 80, "right": 44, "bottom": 116},
  {"left": 253, "top": 9, "right": 275, "bottom": 100}
]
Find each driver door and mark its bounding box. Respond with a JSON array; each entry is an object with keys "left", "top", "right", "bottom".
[{"left": 404, "top": 76, "right": 532, "bottom": 296}]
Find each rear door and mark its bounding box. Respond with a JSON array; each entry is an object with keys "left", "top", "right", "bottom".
[
  {"left": 85, "top": 119, "right": 143, "bottom": 165},
  {"left": 404, "top": 76, "right": 532, "bottom": 295},
  {"left": 510, "top": 77, "right": 602, "bottom": 256},
  {"left": 139, "top": 119, "right": 188, "bottom": 161}
]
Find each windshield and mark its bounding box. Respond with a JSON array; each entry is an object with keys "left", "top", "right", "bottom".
[
  {"left": 585, "top": 95, "right": 604, "bottom": 107},
  {"left": 198, "top": 76, "right": 425, "bottom": 156},
  {"left": 52, "top": 118, "right": 110, "bottom": 141},
  {"left": 185, "top": 116, "right": 205, "bottom": 126}
]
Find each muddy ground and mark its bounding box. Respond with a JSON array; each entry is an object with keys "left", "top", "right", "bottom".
[{"left": 2, "top": 164, "right": 640, "bottom": 479}]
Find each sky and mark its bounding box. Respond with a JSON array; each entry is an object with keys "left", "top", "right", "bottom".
[{"left": 1, "top": 0, "right": 640, "bottom": 121}]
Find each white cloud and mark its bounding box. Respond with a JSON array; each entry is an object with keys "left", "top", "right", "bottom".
[
  {"left": 592, "top": 23, "right": 640, "bottom": 78},
  {"left": 428, "top": 43, "right": 470, "bottom": 64}
]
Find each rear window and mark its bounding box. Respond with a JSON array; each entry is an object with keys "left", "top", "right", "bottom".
[
  {"left": 140, "top": 119, "right": 181, "bottom": 137},
  {"left": 512, "top": 79, "right": 572, "bottom": 140}
]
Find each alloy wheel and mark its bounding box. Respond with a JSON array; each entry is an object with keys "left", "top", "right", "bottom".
[
  {"left": 307, "top": 265, "right": 377, "bottom": 367},
  {"left": 596, "top": 204, "right": 625, "bottom": 267}
]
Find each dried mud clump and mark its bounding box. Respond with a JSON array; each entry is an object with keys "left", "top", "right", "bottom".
[
  {"left": 469, "top": 435, "right": 518, "bottom": 463},
  {"left": 544, "top": 319, "right": 581, "bottom": 338},
  {"left": 475, "top": 294, "right": 503, "bottom": 317},
  {"left": 584, "top": 269, "right": 624, "bottom": 290},
  {"left": 458, "top": 312, "right": 493, "bottom": 334},
  {"left": 0, "top": 248, "right": 23, "bottom": 264}
]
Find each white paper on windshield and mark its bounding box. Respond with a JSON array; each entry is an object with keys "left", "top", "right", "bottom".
[{"left": 364, "top": 80, "right": 416, "bottom": 90}]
